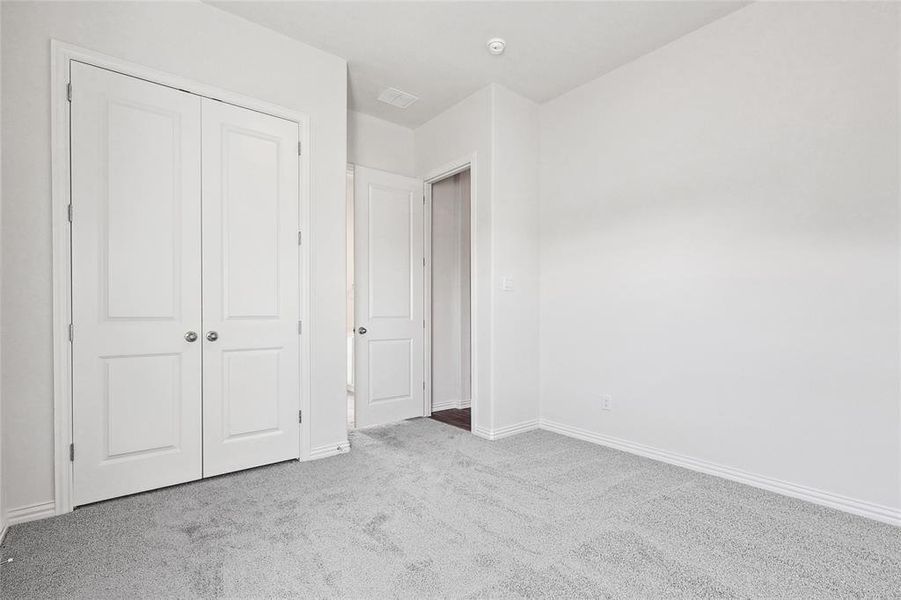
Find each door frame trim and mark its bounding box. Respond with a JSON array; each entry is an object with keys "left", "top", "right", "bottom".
[
  {"left": 51, "top": 40, "right": 313, "bottom": 515},
  {"left": 422, "top": 155, "right": 478, "bottom": 424}
]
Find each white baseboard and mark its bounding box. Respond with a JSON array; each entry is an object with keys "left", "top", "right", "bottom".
[
  {"left": 432, "top": 398, "right": 472, "bottom": 411},
  {"left": 472, "top": 425, "right": 491, "bottom": 439},
  {"left": 473, "top": 419, "right": 539, "bottom": 441},
  {"left": 309, "top": 439, "right": 351, "bottom": 460},
  {"left": 431, "top": 399, "right": 460, "bottom": 411},
  {"left": 540, "top": 419, "right": 901, "bottom": 527},
  {"left": 5, "top": 501, "right": 57, "bottom": 528}
]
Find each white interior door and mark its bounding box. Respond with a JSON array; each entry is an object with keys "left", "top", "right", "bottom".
[
  {"left": 354, "top": 166, "right": 425, "bottom": 427},
  {"left": 71, "top": 62, "right": 203, "bottom": 505},
  {"left": 201, "top": 98, "right": 301, "bottom": 476}
]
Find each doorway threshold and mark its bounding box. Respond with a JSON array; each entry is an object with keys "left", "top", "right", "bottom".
[{"left": 430, "top": 408, "right": 471, "bottom": 432}]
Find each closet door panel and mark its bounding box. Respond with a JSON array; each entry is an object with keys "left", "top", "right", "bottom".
[
  {"left": 70, "top": 62, "right": 203, "bottom": 505},
  {"left": 201, "top": 98, "right": 300, "bottom": 476}
]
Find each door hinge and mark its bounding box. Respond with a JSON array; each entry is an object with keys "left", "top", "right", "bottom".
[
  {"left": 297, "top": 230, "right": 302, "bottom": 245},
  {"left": 298, "top": 141, "right": 302, "bottom": 156},
  {"left": 69, "top": 443, "right": 75, "bottom": 462},
  {"left": 68, "top": 323, "right": 74, "bottom": 342},
  {"left": 66, "top": 82, "right": 72, "bottom": 103},
  {"left": 423, "top": 319, "right": 425, "bottom": 328},
  {"left": 298, "top": 320, "right": 303, "bottom": 335},
  {"left": 67, "top": 203, "right": 73, "bottom": 223},
  {"left": 298, "top": 410, "right": 303, "bottom": 423}
]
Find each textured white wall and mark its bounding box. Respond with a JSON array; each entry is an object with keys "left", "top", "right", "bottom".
[
  {"left": 0, "top": 0, "right": 348, "bottom": 513},
  {"left": 348, "top": 110, "right": 415, "bottom": 176},
  {"left": 539, "top": 2, "right": 900, "bottom": 511},
  {"left": 490, "top": 86, "right": 540, "bottom": 431},
  {"left": 0, "top": 0, "right": 5, "bottom": 538}
]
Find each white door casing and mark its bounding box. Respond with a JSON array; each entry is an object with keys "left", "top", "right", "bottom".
[
  {"left": 354, "top": 167, "right": 425, "bottom": 427},
  {"left": 201, "top": 98, "right": 301, "bottom": 476},
  {"left": 71, "top": 62, "right": 203, "bottom": 505}
]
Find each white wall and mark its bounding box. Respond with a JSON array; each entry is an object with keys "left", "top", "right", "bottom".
[
  {"left": 431, "top": 172, "right": 471, "bottom": 411},
  {"left": 490, "top": 86, "right": 540, "bottom": 432},
  {"left": 1, "top": 1, "right": 348, "bottom": 516},
  {"left": 0, "top": 1, "right": 5, "bottom": 541},
  {"left": 539, "top": 1, "right": 900, "bottom": 514},
  {"left": 415, "top": 84, "right": 540, "bottom": 437},
  {"left": 348, "top": 110, "right": 415, "bottom": 176}
]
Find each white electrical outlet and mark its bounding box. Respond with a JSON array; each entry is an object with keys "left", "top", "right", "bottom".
[{"left": 600, "top": 394, "right": 613, "bottom": 411}]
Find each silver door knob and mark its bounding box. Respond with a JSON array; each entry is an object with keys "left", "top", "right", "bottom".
[
  {"left": 357, "top": 327, "right": 367, "bottom": 335},
  {"left": 206, "top": 331, "right": 219, "bottom": 342},
  {"left": 185, "top": 331, "right": 198, "bottom": 342}
]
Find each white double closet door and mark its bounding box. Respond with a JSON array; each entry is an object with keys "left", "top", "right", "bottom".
[{"left": 70, "top": 62, "right": 301, "bottom": 505}]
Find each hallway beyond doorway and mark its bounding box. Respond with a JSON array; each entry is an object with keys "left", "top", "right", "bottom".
[{"left": 430, "top": 408, "right": 471, "bottom": 431}]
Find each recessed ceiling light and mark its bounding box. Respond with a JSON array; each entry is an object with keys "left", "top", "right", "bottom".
[
  {"left": 487, "top": 38, "right": 506, "bottom": 56},
  {"left": 377, "top": 87, "right": 419, "bottom": 109}
]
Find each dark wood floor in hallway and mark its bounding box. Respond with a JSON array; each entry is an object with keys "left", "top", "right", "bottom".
[{"left": 430, "top": 407, "right": 471, "bottom": 431}]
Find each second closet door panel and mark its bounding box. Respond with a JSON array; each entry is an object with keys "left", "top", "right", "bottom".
[{"left": 201, "top": 98, "right": 301, "bottom": 476}]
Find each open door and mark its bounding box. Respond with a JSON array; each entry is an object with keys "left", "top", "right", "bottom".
[{"left": 353, "top": 166, "right": 425, "bottom": 427}]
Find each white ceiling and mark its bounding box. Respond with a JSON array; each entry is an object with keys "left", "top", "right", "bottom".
[{"left": 208, "top": 1, "right": 748, "bottom": 129}]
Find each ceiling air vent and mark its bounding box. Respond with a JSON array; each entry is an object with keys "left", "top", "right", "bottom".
[{"left": 377, "top": 87, "right": 419, "bottom": 109}]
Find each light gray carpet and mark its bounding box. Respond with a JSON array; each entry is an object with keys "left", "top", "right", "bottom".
[{"left": 1, "top": 419, "right": 899, "bottom": 599}]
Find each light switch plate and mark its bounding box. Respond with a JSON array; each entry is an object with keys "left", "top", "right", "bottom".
[{"left": 501, "top": 277, "right": 514, "bottom": 291}]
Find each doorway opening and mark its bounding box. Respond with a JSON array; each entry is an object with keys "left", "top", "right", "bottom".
[
  {"left": 347, "top": 162, "right": 475, "bottom": 433},
  {"left": 426, "top": 169, "right": 472, "bottom": 431}
]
